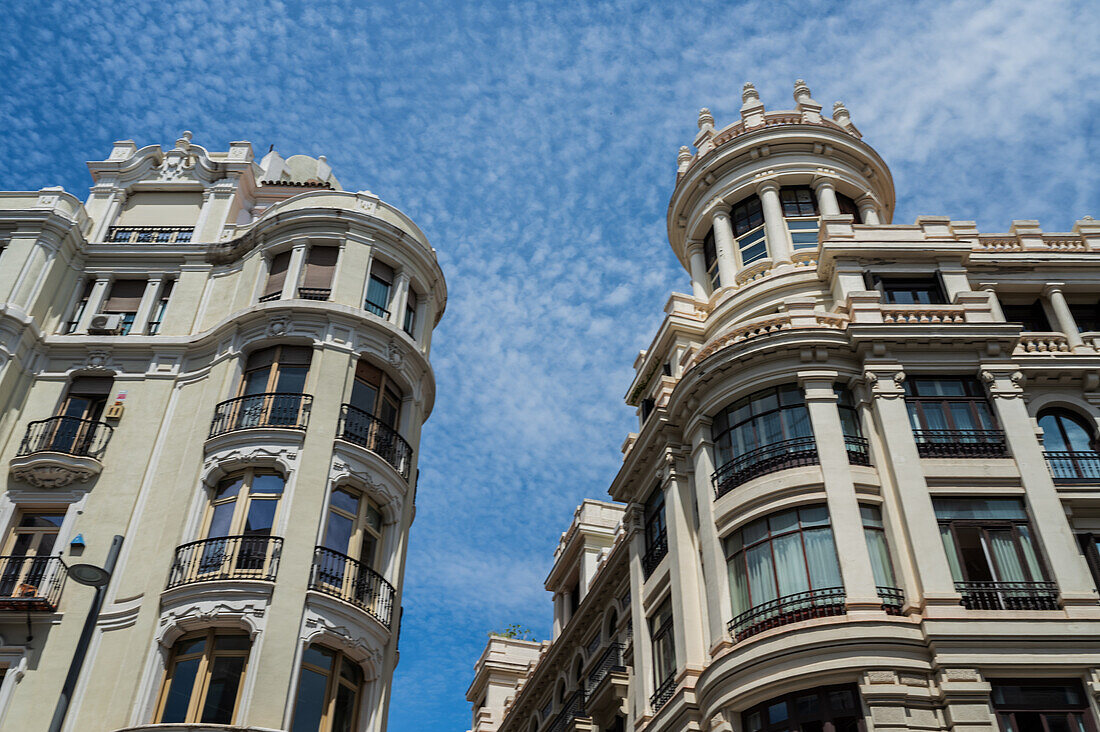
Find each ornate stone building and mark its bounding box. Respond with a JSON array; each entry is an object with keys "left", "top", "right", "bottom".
[
  {"left": 467, "top": 81, "right": 1100, "bottom": 732},
  {"left": 0, "top": 134, "right": 445, "bottom": 731}
]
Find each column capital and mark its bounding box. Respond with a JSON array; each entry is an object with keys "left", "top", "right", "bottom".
[
  {"left": 1042, "top": 282, "right": 1067, "bottom": 298},
  {"left": 290, "top": 239, "right": 310, "bottom": 251},
  {"left": 810, "top": 176, "right": 837, "bottom": 192},
  {"left": 709, "top": 201, "right": 731, "bottom": 218},
  {"left": 799, "top": 370, "right": 841, "bottom": 399},
  {"left": 977, "top": 281, "right": 999, "bottom": 292},
  {"left": 622, "top": 502, "right": 647, "bottom": 538},
  {"left": 685, "top": 239, "right": 705, "bottom": 256},
  {"left": 863, "top": 368, "right": 906, "bottom": 398},
  {"left": 754, "top": 178, "right": 780, "bottom": 196},
  {"left": 980, "top": 368, "right": 1025, "bottom": 399}
]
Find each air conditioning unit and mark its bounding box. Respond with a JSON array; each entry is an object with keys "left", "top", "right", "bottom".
[{"left": 88, "top": 313, "right": 123, "bottom": 334}]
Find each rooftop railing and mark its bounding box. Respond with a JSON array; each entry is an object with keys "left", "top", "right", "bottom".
[{"left": 107, "top": 226, "right": 193, "bottom": 244}]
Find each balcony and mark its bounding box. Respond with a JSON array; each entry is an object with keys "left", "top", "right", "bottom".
[
  {"left": 713, "top": 436, "right": 819, "bottom": 499},
  {"left": 1045, "top": 451, "right": 1100, "bottom": 483},
  {"left": 650, "top": 672, "right": 676, "bottom": 711},
  {"left": 0, "top": 555, "right": 65, "bottom": 612},
  {"left": 10, "top": 416, "right": 113, "bottom": 488},
  {"left": 728, "top": 586, "right": 846, "bottom": 642},
  {"left": 166, "top": 535, "right": 283, "bottom": 589},
  {"left": 548, "top": 690, "right": 587, "bottom": 732},
  {"left": 337, "top": 404, "right": 413, "bottom": 478},
  {"left": 586, "top": 641, "right": 627, "bottom": 703},
  {"left": 297, "top": 286, "right": 331, "bottom": 301},
  {"left": 642, "top": 530, "right": 667, "bottom": 580},
  {"left": 845, "top": 435, "right": 871, "bottom": 466},
  {"left": 107, "top": 226, "right": 193, "bottom": 244},
  {"left": 955, "top": 581, "right": 1059, "bottom": 610},
  {"left": 208, "top": 393, "right": 312, "bottom": 438},
  {"left": 309, "top": 546, "right": 395, "bottom": 628},
  {"left": 877, "top": 586, "right": 905, "bottom": 615},
  {"left": 912, "top": 429, "right": 1008, "bottom": 458}
]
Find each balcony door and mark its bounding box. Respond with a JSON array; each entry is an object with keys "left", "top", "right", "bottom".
[
  {"left": 48, "top": 376, "right": 113, "bottom": 454},
  {"left": 317, "top": 487, "right": 384, "bottom": 605},
  {"left": 197, "top": 470, "right": 284, "bottom": 578},
  {"left": 235, "top": 345, "right": 312, "bottom": 428},
  {"left": 1039, "top": 409, "right": 1100, "bottom": 481},
  {"left": 1, "top": 511, "right": 64, "bottom": 600}
]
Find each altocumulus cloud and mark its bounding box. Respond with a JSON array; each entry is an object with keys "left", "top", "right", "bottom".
[{"left": 2, "top": 0, "right": 1098, "bottom": 728}]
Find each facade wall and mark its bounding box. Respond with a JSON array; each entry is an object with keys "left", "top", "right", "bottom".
[
  {"left": 471, "top": 82, "right": 1100, "bottom": 732},
  {"left": 0, "top": 136, "right": 446, "bottom": 732}
]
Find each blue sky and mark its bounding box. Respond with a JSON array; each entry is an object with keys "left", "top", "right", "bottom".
[{"left": 3, "top": 1, "right": 1100, "bottom": 729}]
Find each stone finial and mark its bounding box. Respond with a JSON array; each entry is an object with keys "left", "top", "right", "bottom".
[
  {"left": 677, "top": 146, "right": 693, "bottom": 173},
  {"left": 742, "top": 82, "right": 760, "bottom": 104},
  {"left": 741, "top": 82, "right": 765, "bottom": 128},
  {"left": 833, "top": 101, "right": 850, "bottom": 124},
  {"left": 794, "top": 79, "right": 812, "bottom": 103},
  {"left": 175, "top": 130, "right": 193, "bottom": 149},
  {"left": 697, "top": 107, "right": 715, "bottom": 130},
  {"left": 794, "top": 79, "right": 822, "bottom": 122}
]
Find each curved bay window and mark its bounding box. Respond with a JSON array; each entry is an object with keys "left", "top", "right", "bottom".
[
  {"left": 1039, "top": 409, "right": 1100, "bottom": 482},
  {"left": 212, "top": 345, "right": 313, "bottom": 435},
  {"left": 290, "top": 645, "right": 363, "bottom": 732},
  {"left": 733, "top": 195, "right": 767, "bottom": 266},
  {"left": 934, "top": 497, "right": 1057, "bottom": 610},
  {"left": 155, "top": 631, "right": 251, "bottom": 725},
  {"left": 744, "top": 684, "right": 864, "bottom": 732},
  {"left": 724, "top": 505, "right": 844, "bottom": 641},
  {"left": 711, "top": 385, "right": 816, "bottom": 498},
  {"left": 781, "top": 186, "right": 820, "bottom": 251},
  {"left": 904, "top": 377, "right": 1006, "bottom": 457},
  {"left": 338, "top": 361, "right": 411, "bottom": 476}
]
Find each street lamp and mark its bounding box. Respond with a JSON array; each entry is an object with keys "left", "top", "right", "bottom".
[{"left": 47, "top": 534, "right": 124, "bottom": 732}]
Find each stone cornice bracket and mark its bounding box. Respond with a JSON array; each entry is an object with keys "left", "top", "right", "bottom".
[
  {"left": 863, "top": 368, "right": 906, "bottom": 399},
  {"left": 980, "top": 368, "right": 1025, "bottom": 399},
  {"left": 622, "top": 502, "right": 646, "bottom": 539}
]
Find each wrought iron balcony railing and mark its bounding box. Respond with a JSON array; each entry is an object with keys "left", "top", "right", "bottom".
[
  {"left": 728, "top": 586, "right": 846, "bottom": 642},
  {"left": 297, "top": 287, "right": 331, "bottom": 301},
  {"left": 258, "top": 292, "right": 281, "bottom": 303},
  {"left": 548, "top": 690, "right": 587, "bottom": 732},
  {"left": 337, "top": 404, "right": 413, "bottom": 478},
  {"left": 877, "top": 586, "right": 905, "bottom": 615},
  {"left": 713, "top": 436, "right": 819, "bottom": 499},
  {"left": 642, "top": 530, "right": 668, "bottom": 580},
  {"left": 309, "top": 546, "right": 396, "bottom": 628},
  {"left": 0, "top": 555, "right": 65, "bottom": 612},
  {"left": 166, "top": 535, "right": 283, "bottom": 588},
  {"left": 955, "top": 581, "right": 1059, "bottom": 610},
  {"left": 1045, "top": 451, "right": 1100, "bottom": 482},
  {"left": 209, "top": 393, "right": 313, "bottom": 438},
  {"left": 650, "top": 672, "right": 677, "bottom": 711},
  {"left": 364, "top": 300, "right": 391, "bottom": 318},
  {"left": 912, "top": 429, "right": 1008, "bottom": 458},
  {"left": 107, "top": 226, "right": 194, "bottom": 244},
  {"left": 18, "top": 416, "right": 113, "bottom": 459},
  {"left": 585, "top": 642, "right": 626, "bottom": 698},
  {"left": 845, "top": 435, "right": 871, "bottom": 466}
]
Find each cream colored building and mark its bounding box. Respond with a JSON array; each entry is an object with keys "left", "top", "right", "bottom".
[
  {"left": 0, "top": 133, "right": 446, "bottom": 732},
  {"left": 467, "top": 81, "right": 1100, "bottom": 732}
]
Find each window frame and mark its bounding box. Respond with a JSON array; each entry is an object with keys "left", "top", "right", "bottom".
[
  {"left": 731, "top": 195, "right": 767, "bottom": 266},
  {"left": 711, "top": 385, "right": 813, "bottom": 469},
  {"left": 933, "top": 498, "right": 1048, "bottom": 584},
  {"left": 742, "top": 683, "right": 866, "bottom": 732},
  {"left": 903, "top": 377, "right": 998, "bottom": 432},
  {"left": 648, "top": 599, "right": 675, "bottom": 690},
  {"left": 154, "top": 630, "right": 251, "bottom": 725},
  {"left": 780, "top": 186, "right": 821, "bottom": 251},
  {"left": 289, "top": 645, "right": 364, "bottom": 732},
  {"left": 320, "top": 486, "right": 384, "bottom": 570},
  {"left": 990, "top": 679, "right": 1097, "bottom": 732},
  {"left": 238, "top": 345, "right": 313, "bottom": 396},
  {"left": 349, "top": 361, "right": 402, "bottom": 430},
  {"left": 867, "top": 273, "right": 947, "bottom": 305}
]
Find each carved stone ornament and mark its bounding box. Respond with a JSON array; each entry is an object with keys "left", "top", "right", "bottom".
[
  {"left": 357, "top": 196, "right": 379, "bottom": 215},
  {"left": 980, "top": 369, "right": 1025, "bottom": 399},
  {"left": 864, "top": 370, "right": 906, "bottom": 398},
  {"left": 303, "top": 613, "right": 383, "bottom": 680},
  {"left": 11, "top": 462, "right": 96, "bottom": 488},
  {"left": 267, "top": 316, "right": 289, "bottom": 337},
  {"left": 158, "top": 600, "right": 267, "bottom": 645},
  {"left": 85, "top": 350, "right": 112, "bottom": 370},
  {"left": 387, "top": 339, "right": 404, "bottom": 368}
]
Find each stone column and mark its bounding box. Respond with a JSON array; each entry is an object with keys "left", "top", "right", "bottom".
[
  {"left": 624, "top": 502, "right": 653, "bottom": 722},
  {"left": 663, "top": 459, "right": 707, "bottom": 671},
  {"left": 1043, "top": 284, "right": 1087, "bottom": 352},
  {"left": 685, "top": 240, "right": 709, "bottom": 299},
  {"left": 388, "top": 272, "right": 411, "bottom": 329},
  {"left": 709, "top": 206, "right": 737, "bottom": 286},
  {"left": 812, "top": 178, "right": 841, "bottom": 216},
  {"left": 689, "top": 418, "right": 731, "bottom": 650},
  {"left": 982, "top": 369, "right": 1098, "bottom": 607},
  {"left": 88, "top": 187, "right": 125, "bottom": 242},
  {"left": 865, "top": 368, "right": 959, "bottom": 606},
  {"left": 802, "top": 375, "right": 882, "bottom": 609},
  {"left": 977, "top": 283, "right": 1006, "bottom": 322},
  {"left": 756, "top": 180, "right": 792, "bottom": 265},
  {"left": 858, "top": 197, "right": 881, "bottom": 225},
  {"left": 134, "top": 277, "right": 164, "bottom": 335},
  {"left": 280, "top": 241, "right": 309, "bottom": 301},
  {"left": 76, "top": 276, "right": 112, "bottom": 333}
]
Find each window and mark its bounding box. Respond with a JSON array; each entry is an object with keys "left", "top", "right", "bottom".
[
  {"left": 869, "top": 274, "right": 945, "bottom": 305},
  {"left": 1039, "top": 409, "right": 1099, "bottom": 481},
  {"left": 642, "top": 487, "right": 667, "bottom": 579},
  {"left": 147, "top": 279, "right": 174, "bottom": 334},
  {"left": 703, "top": 230, "right": 720, "bottom": 289},
  {"left": 156, "top": 631, "right": 250, "bottom": 724},
  {"left": 261, "top": 251, "right": 291, "bottom": 302},
  {"left": 66, "top": 279, "right": 92, "bottom": 333},
  {"left": 991, "top": 680, "right": 1096, "bottom": 732},
  {"left": 732, "top": 195, "right": 766, "bottom": 265},
  {"left": 364, "top": 260, "right": 394, "bottom": 317},
  {"left": 0, "top": 510, "right": 65, "bottom": 604},
  {"left": 724, "top": 505, "right": 844, "bottom": 639},
  {"left": 861, "top": 506, "right": 901, "bottom": 611},
  {"left": 1068, "top": 301, "right": 1100, "bottom": 333},
  {"left": 711, "top": 385, "right": 816, "bottom": 496},
  {"left": 1076, "top": 533, "right": 1100, "bottom": 594},
  {"left": 837, "top": 192, "right": 861, "bottom": 221},
  {"left": 241, "top": 345, "right": 311, "bottom": 395},
  {"left": 781, "top": 186, "right": 820, "bottom": 251},
  {"left": 348, "top": 361, "right": 401, "bottom": 429},
  {"left": 640, "top": 398, "right": 655, "bottom": 423},
  {"left": 649, "top": 599, "right": 676, "bottom": 708},
  {"left": 934, "top": 498, "right": 1056, "bottom": 609},
  {"left": 836, "top": 386, "right": 869, "bottom": 464},
  {"left": 743, "top": 684, "right": 864, "bottom": 732},
  {"left": 403, "top": 289, "right": 418, "bottom": 336},
  {"left": 1002, "top": 300, "right": 1051, "bottom": 332},
  {"left": 102, "top": 279, "right": 145, "bottom": 334},
  {"left": 904, "top": 377, "right": 1005, "bottom": 457},
  {"left": 321, "top": 487, "right": 383, "bottom": 569},
  {"left": 299, "top": 246, "right": 338, "bottom": 300},
  {"left": 34, "top": 376, "right": 114, "bottom": 456},
  {"left": 290, "top": 645, "right": 363, "bottom": 732},
  {"left": 313, "top": 487, "right": 392, "bottom": 622}
]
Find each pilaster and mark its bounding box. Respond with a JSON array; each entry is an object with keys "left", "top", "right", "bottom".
[
  {"left": 688, "top": 418, "right": 729, "bottom": 653},
  {"left": 76, "top": 276, "right": 112, "bottom": 333},
  {"left": 281, "top": 240, "right": 309, "bottom": 301}
]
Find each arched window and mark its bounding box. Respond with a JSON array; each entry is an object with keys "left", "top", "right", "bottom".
[
  {"left": 724, "top": 504, "right": 844, "bottom": 640},
  {"left": 290, "top": 645, "right": 363, "bottom": 732},
  {"left": 732, "top": 195, "right": 766, "bottom": 265},
  {"left": 1039, "top": 409, "right": 1099, "bottom": 481},
  {"left": 156, "top": 630, "right": 251, "bottom": 725},
  {"left": 711, "top": 385, "right": 816, "bottom": 496},
  {"left": 703, "top": 229, "right": 720, "bottom": 289}
]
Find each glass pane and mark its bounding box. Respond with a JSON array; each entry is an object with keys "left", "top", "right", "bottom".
[
  {"left": 243, "top": 368, "right": 271, "bottom": 395},
  {"left": 921, "top": 403, "right": 949, "bottom": 430},
  {"left": 339, "top": 657, "right": 363, "bottom": 684},
  {"left": 331, "top": 489, "right": 360, "bottom": 516},
  {"left": 767, "top": 701, "right": 789, "bottom": 724},
  {"left": 798, "top": 505, "right": 830, "bottom": 528},
  {"left": 207, "top": 502, "right": 236, "bottom": 539},
  {"left": 366, "top": 277, "right": 391, "bottom": 311},
  {"left": 365, "top": 504, "right": 383, "bottom": 532},
  {"left": 215, "top": 477, "right": 244, "bottom": 500},
  {"left": 772, "top": 533, "right": 810, "bottom": 596},
  {"left": 988, "top": 531, "right": 1027, "bottom": 581},
  {"left": 275, "top": 366, "right": 308, "bottom": 394},
  {"left": 324, "top": 512, "right": 355, "bottom": 554},
  {"left": 742, "top": 518, "right": 769, "bottom": 546},
  {"left": 291, "top": 667, "right": 328, "bottom": 732},
  {"left": 768, "top": 509, "right": 799, "bottom": 535},
  {"left": 250, "top": 474, "right": 284, "bottom": 495},
  {"left": 360, "top": 533, "right": 378, "bottom": 568},
  {"left": 956, "top": 526, "right": 994, "bottom": 581},
  {"left": 933, "top": 498, "right": 1027, "bottom": 520},
  {"left": 331, "top": 680, "right": 359, "bottom": 732},
  {"left": 949, "top": 402, "right": 978, "bottom": 430},
  {"left": 303, "top": 645, "right": 335, "bottom": 671},
  {"left": 176, "top": 637, "right": 208, "bottom": 657},
  {"left": 159, "top": 657, "right": 201, "bottom": 723},
  {"left": 1059, "top": 415, "right": 1095, "bottom": 452},
  {"left": 350, "top": 380, "right": 379, "bottom": 415},
  {"left": 860, "top": 505, "right": 884, "bottom": 528},
  {"left": 1017, "top": 526, "right": 1044, "bottom": 580},
  {"left": 243, "top": 500, "right": 277, "bottom": 535},
  {"left": 782, "top": 407, "right": 812, "bottom": 439},
  {"left": 19, "top": 513, "right": 64, "bottom": 528},
  {"left": 729, "top": 556, "right": 750, "bottom": 616},
  {"left": 865, "top": 528, "right": 896, "bottom": 587},
  {"left": 940, "top": 525, "right": 964, "bottom": 581},
  {"left": 803, "top": 529, "right": 842, "bottom": 589},
  {"left": 745, "top": 543, "right": 778, "bottom": 606},
  {"left": 200, "top": 656, "right": 246, "bottom": 723},
  {"left": 214, "top": 635, "right": 250, "bottom": 651},
  {"left": 754, "top": 390, "right": 779, "bottom": 415}
]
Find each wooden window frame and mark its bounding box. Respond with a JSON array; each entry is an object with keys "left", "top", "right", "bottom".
[
  {"left": 743, "top": 684, "right": 866, "bottom": 732},
  {"left": 154, "top": 630, "right": 251, "bottom": 725},
  {"left": 903, "top": 377, "right": 998, "bottom": 432},
  {"left": 991, "top": 679, "right": 1097, "bottom": 732},
  {"left": 731, "top": 195, "right": 766, "bottom": 266},
  {"left": 238, "top": 345, "right": 313, "bottom": 396},
  {"left": 201, "top": 469, "right": 285, "bottom": 540},
  {"left": 291, "top": 645, "right": 363, "bottom": 732},
  {"left": 937, "top": 518, "right": 1048, "bottom": 583},
  {"left": 323, "top": 487, "right": 384, "bottom": 569},
  {"left": 711, "top": 385, "right": 812, "bottom": 468},
  {"left": 350, "top": 361, "right": 402, "bottom": 430}
]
